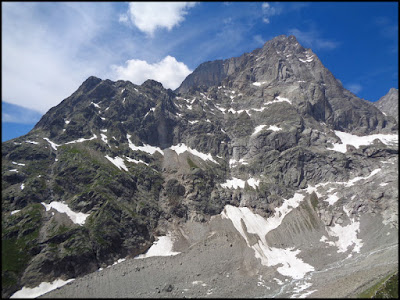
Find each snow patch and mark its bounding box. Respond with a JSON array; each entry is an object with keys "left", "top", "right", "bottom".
[
  {"left": 127, "top": 134, "right": 164, "bottom": 155},
  {"left": 144, "top": 107, "right": 156, "bottom": 118},
  {"left": 252, "top": 125, "right": 282, "bottom": 136},
  {"left": 100, "top": 134, "right": 108, "bottom": 145},
  {"left": 215, "top": 104, "right": 226, "bottom": 113},
  {"left": 25, "top": 140, "right": 39, "bottom": 145},
  {"left": 126, "top": 157, "right": 149, "bottom": 166},
  {"left": 20, "top": 183, "right": 25, "bottom": 190},
  {"left": 169, "top": 143, "right": 219, "bottom": 164},
  {"left": 90, "top": 101, "right": 101, "bottom": 108},
  {"left": 65, "top": 134, "right": 97, "bottom": 145},
  {"left": 41, "top": 202, "right": 89, "bottom": 225},
  {"left": 221, "top": 177, "right": 260, "bottom": 189},
  {"left": 135, "top": 233, "right": 180, "bottom": 259},
  {"left": 275, "top": 96, "right": 292, "bottom": 104},
  {"left": 325, "top": 193, "right": 339, "bottom": 205},
  {"left": 328, "top": 130, "right": 398, "bottom": 153},
  {"left": 267, "top": 125, "right": 282, "bottom": 131},
  {"left": 252, "top": 81, "right": 267, "bottom": 86},
  {"left": 221, "top": 178, "right": 246, "bottom": 189},
  {"left": 327, "top": 220, "right": 363, "bottom": 253},
  {"left": 252, "top": 125, "right": 266, "bottom": 136},
  {"left": 43, "top": 138, "right": 60, "bottom": 150},
  {"left": 10, "top": 279, "right": 75, "bottom": 299},
  {"left": 11, "top": 210, "right": 21, "bottom": 215},
  {"left": 221, "top": 194, "right": 314, "bottom": 279},
  {"left": 12, "top": 162, "right": 25, "bottom": 166},
  {"left": 247, "top": 178, "right": 260, "bottom": 189},
  {"left": 105, "top": 155, "right": 129, "bottom": 172}
]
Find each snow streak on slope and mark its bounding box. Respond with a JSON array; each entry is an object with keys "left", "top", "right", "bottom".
[
  {"left": 127, "top": 134, "right": 164, "bottom": 155},
  {"left": 221, "top": 192, "right": 315, "bottom": 279},
  {"left": 169, "top": 143, "right": 219, "bottom": 164},
  {"left": 41, "top": 202, "right": 90, "bottom": 225},
  {"left": 134, "top": 233, "right": 180, "bottom": 259},
  {"left": 328, "top": 131, "right": 398, "bottom": 153},
  {"left": 105, "top": 155, "right": 129, "bottom": 172},
  {"left": 65, "top": 134, "right": 97, "bottom": 144},
  {"left": 43, "top": 138, "right": 60, "bottom": 150},
  {"left": 125, "top": 157, "right": 149, "bottom": 166}
]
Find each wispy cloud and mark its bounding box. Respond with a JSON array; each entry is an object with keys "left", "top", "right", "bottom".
[
  {"left": 120, "top": 2, "right": 197, "bottom": 37},
  {"left": 111, "top": 56, "right": 192, "bottom": 90},
  {"left": 346, "top": 83, "right": 363, "bottom": 95},
  {"left": 2, "top": 2, "right": 119, "bottom": 113},
  {"left": 253, "top": 34, "right": 266, "bottom": 46},
  {"left": 261, "top": 2, "right": 308, "bottom": 24},
  {"left": 261, "top": 2, "right": 283, "bottom": 24},
  {"left": 288, "top": 28, "right": 340, "bottom": 50},
  {"left": 2, "top": 102, "right": 43, "bottom": 124}
]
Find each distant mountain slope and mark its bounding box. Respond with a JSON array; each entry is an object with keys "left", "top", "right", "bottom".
[{"left": 374, "top": 88, "right": 398, "bottom": 123}]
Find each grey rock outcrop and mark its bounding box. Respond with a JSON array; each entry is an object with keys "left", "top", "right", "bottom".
[{"left": 374, "top": 87, "right": 398, "bottom": 122}]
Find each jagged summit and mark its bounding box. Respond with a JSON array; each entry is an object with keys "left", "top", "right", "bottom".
[{"left": 176, "top": 34, "right": 319, "bottom": 93}]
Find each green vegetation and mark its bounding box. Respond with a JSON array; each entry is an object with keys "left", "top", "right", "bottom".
[
  {"left": 359, "top": 272, "right": 398, "bottom": 298},
  {"left": 187, "top": 157, "right": 199, "bottom": 169},
  {"left": 2, "top": 203, "right": 43, "bottom": 290},
  {"left": 374, "top": 273, "right": 398, "bottom": 298}
]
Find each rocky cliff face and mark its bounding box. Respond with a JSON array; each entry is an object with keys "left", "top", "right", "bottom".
[
  {"left": 373, "top": 87, "right": 398, "bottom": 123},
  {"left": 2, "top": 35, "right": 398, "bottom": 298}
]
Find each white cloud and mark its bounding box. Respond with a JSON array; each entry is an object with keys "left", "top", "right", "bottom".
[
  {"left": 123, "top": 2, "right": 197, "bottom": 37},
  {"left": 261, "top": 2, "right": 283, "bottom": 24},
  {"left": 288, "top": 28, "right": 339, "bottom": 50},
  {"left": 253, "top": 34, "right": 266, "bottom": 45},
  {"left": 2, "top": 2, "right": 117, "bottom": 114},
  {"left": 346, "top": 83, "right": 363, "bottom": 94},
  {"left": 112, "top": 56, "right": 192, "bottom": 90}
]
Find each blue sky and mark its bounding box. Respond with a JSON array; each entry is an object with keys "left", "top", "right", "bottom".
[{"left": 2, "top": 2, "right": 398, "bottom": 142}]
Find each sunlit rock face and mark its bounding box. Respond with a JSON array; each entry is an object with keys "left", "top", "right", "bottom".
[{"left": 2, "top": 35, "right": 398, "bottom": 298}]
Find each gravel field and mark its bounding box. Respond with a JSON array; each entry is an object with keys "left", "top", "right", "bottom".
[{"left": 41, "top": 212, "right": 398, "bottom": 298}]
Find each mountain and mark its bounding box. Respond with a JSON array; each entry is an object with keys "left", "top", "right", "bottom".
[
  {"left": 373, "top": 87, "right": 398, "bottom": 123},
  {"left": 2, "top": 35, "right": 398, "bottom": 298}
]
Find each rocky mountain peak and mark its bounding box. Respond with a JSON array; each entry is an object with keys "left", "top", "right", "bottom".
[
  {"left": 260, "top": 34, "right": 304, "bottom": 53},
  {"left": 177, "top": 34, "right": 331, "bottom": 95},
  {"left": 141, "top": 79, "right": 165, "bottom": 90},
  {"left": 79, "top": 76, "right": 103, "bottom": 93}
]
